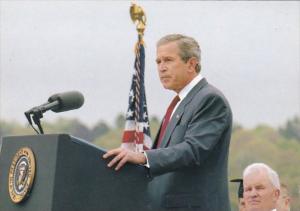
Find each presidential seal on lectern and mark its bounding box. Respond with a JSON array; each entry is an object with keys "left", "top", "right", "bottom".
[{"left": 8, "top": 147, "right": 36, "bottom": 203}]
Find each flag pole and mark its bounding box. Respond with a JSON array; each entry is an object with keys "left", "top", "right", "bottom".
[
  {"left": 121, "top": 2, "right": 152, "bottom": 152},
  {"left": 130, "top": 2, "right": 147, "bottom": 152}
]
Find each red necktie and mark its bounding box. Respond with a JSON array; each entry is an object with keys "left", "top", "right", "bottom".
[{"left": 156, "top": 95, "right": 180, "bottom": 148}]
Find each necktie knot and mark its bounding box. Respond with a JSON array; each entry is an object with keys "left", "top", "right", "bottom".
[{"left": 168, "top": 95, "right": 180, "bottom": 111}]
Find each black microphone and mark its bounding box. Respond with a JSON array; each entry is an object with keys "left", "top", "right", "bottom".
[
  {"left": 24, "top": 91, "right": 84, "bottom": 134},
  {"left": 25, "top": 91, "right": 84, "bottom": 123},
  {"left": 47, "top": 91, "right": 84, "bottom": 113}
]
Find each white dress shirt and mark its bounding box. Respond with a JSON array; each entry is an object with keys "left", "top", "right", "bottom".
[{"left": 171, "top": 74, "right": 203, "bottom": 117}]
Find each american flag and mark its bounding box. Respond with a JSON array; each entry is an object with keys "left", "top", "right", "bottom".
[{"left": 121, "top": 41, "right": 152, "bottom": 152}]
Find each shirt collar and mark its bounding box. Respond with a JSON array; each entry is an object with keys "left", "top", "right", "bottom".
[{"left": 178, "top": 74, "right": 203, "bottom": 101}]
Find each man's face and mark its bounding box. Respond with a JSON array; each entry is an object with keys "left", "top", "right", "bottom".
[
  {"left": 156, "top": 41, "right": 194, "bottom": 93},
  {"left": 244, "top": 170, "right": 279, "bottom": 211}
]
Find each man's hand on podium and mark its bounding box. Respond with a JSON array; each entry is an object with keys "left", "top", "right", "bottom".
[{"left": 103, "top": 148, "right": 146, "bottom": 171}]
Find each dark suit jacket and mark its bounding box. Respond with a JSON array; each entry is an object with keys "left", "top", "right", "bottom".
[{"left": 146, "top": 78, "right": 232, "bottom": 210}]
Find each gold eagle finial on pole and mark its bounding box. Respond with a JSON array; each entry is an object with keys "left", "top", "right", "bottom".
[{"left": 130, "top": 2, "right": 146, "bottom": 40}]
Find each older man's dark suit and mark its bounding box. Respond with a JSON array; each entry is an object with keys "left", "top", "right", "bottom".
[{"left": 146, "top": 78, "right": 232, "bottom": 210}]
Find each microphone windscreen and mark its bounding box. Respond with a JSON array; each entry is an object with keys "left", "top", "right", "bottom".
[{"left": 48, "top": 91, "right": 84, "bottom": 113}]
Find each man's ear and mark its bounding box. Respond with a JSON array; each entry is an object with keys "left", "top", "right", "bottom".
[
  {"left": 187, "top": 57, "right": 198, "bottom": 73},
  {"left": 285, "top": 196, "right": 291, "bottom": 206},
  {"left": 274, "top": 189, "right": 280, "bottom": 201}
]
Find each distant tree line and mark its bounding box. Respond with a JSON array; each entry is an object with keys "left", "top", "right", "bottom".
[
  {"left": 0, "top": 113, "right": 161, "bottom": 144},
  {"left": 279, "top": 116, "right": 300, "bottom": 140},
  {"left": 1, "top": 115, "right": 299, "bottom": 144}
]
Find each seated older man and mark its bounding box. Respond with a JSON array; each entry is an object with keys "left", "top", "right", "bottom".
[{"left": 243, "top": 163, "right": 280, "bottom": 211}]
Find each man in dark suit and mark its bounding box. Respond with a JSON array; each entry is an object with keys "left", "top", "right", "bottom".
[{"left": 103, "top": 34, "right": 232, "bottom": 210}]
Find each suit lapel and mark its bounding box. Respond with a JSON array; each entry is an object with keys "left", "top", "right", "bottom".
[{"left": 159, "top": 78, "right": 208, "bottom": 148}]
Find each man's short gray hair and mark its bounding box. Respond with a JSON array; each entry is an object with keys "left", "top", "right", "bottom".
[
  {"left": 157, "top": 34, "right": 201, "bottom": 73},
  {"left": 243, "top": 163, "right": 280, "bottom": 190}
]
